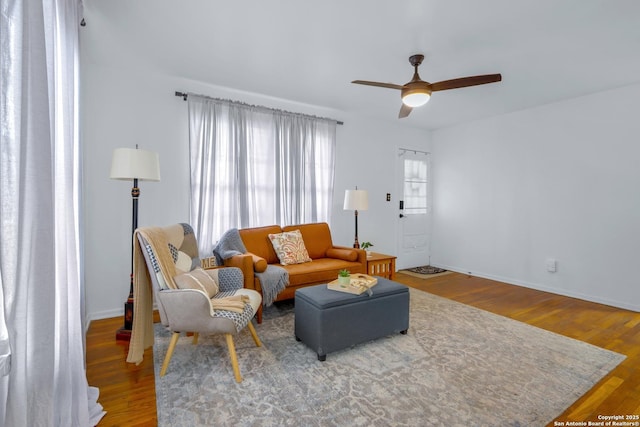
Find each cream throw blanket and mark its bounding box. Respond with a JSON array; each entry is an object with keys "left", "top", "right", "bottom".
[{"left": 127, "top": 227, "right": 248, "bottom": 365}]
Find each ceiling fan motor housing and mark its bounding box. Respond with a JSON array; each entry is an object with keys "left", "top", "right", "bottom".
[{"left": 409, "top": 54, "right": 424, "bottom": 67}]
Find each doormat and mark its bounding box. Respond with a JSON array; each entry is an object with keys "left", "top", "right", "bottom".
[
  {"left": 400, "top": 265, "right": 452, "bottom": 279},
  {"left": 407, "top": 265, "right": 447, "bottom": 275}
]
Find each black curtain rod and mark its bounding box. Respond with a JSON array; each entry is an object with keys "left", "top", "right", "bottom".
[{"left": 174, "top": 91, "right": 344, "bottom": 125}]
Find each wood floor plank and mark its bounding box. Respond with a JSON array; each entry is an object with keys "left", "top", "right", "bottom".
[
  {"left": 566, "top": 376, "right": 624, "bottom": 420},
  {"left": 86, "top": 272, "right": 640, "bottom": 426}
]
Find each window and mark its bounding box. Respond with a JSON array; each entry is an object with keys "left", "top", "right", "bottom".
[
  {"left": 188, "top": 96, "right": 337, "bottom": 252},
  {"left": 403, "top": 156, "right": 428, "bottom": 215}
]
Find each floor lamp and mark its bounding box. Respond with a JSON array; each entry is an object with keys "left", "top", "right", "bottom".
[
  {"left": 343, "top": 188, "right": 369, "bottom": 249},
  {"left": 110, "top": 146, "right": 160, "bottom": 341}
]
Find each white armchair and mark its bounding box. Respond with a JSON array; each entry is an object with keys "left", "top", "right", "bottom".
[{"left": 136, "top": 223, "right": 262, "bottom": 383}]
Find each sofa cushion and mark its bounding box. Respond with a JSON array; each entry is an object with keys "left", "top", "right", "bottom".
[
  {"left": 268, "top": 229, "right": 312, "bottom": 265},
  {"left": 173, "top": 267, "right": 219, "bottom": 298},
  {"left": 238, "top": 225, "right": 282, "bottom": 264},
  {"left": 326, "top": 247, "right": 358, "bottom": 262},
  {"left": 282, "top": 222, "right": 333, "bottom": 259},
  {"left": 282, "top": 258, "right": 364, "bottom": 286}
]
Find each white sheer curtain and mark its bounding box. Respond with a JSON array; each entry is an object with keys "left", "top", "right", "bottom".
[
  {"left": 0, "top": 0, "right": 104, "bottom": 425},
  {"left": 188, "top": 95, "right": 336, "bottom": 253}
]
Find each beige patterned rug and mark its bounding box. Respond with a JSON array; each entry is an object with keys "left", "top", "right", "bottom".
[{"left": 153, "top": 288, "right": 624, "bottom": 426}]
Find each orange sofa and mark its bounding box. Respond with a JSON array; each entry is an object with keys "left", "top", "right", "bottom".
[{"left": 223, "top": 222, "right": 366, "bottom": 323}]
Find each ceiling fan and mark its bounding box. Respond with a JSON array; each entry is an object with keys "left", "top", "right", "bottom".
[{"left": 352, "top": 54, "right": 502, "bottom": 118}]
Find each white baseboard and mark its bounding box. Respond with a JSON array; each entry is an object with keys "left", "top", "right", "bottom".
[
  {"left": 83, "top": 308, "right": 123, "bottom": 336},
  {"left": 88, "top": 308, "right": 125, "bottom": 322},
  {"left": 431, "top": 263, "right": 640, "bottom": 313},
  {"left": 86, "top": 302, "right": 159, "bottom": 324}
]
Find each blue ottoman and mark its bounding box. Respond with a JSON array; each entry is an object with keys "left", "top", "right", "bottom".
[{"left": 294, "top": 278, "right": 410, "bottom": 361}]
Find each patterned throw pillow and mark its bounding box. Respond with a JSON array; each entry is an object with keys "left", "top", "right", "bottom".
[
  {"left": 268, "top": 229, "right": 312, "bottom": 265},
  {"left": 173, "top": 267, "right": 219, "bottom": 298}
]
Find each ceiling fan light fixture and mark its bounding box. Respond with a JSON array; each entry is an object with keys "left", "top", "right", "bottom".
[
  {"left": 401, "top": 82, "right": 432, "bottom": 108},
  {"left": 402, "top": 92, "right": 431, "bottom": 107}
]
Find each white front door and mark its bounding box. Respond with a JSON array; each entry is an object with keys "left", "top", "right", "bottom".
[{"left": 396, "top": 150, "right": 430, "bottom": 269}]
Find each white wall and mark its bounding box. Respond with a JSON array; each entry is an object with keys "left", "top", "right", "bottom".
[
  {"left": 430, "top": 83, "right": 640, "bottom": 312},
  {"left": 333, "top": 115, "right": 432, "bottom": 259},
  {"left": 82, "top": 56, "right": 639, "bottom": 319},
  {"left": 81, "top": 62, "right": 430, "bottom": 320}
]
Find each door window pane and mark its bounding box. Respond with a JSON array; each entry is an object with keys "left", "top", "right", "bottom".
[{"left": 403, "top": 158, "right": 428, "bottom": 214}]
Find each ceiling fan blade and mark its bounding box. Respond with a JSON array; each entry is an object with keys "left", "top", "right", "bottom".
[
  {"left": 399, "top": 103, "right": 412, "bottom": 118},
  {"left": 352, "top": 80, "right": 404, "bottom": 90},
  {"left": 430, "top": 74, "right": 502, "bottom": 92}
]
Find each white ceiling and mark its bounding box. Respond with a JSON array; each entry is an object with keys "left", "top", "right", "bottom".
[{"left": 82, "top": 0, "right": 640, "bottom": 130}]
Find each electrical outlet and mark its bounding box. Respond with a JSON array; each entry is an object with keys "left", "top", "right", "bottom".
[
  {"left": 546, "top": 258, "right": 557, "bottom": 273},
  {"left": 386, "top": 193, "right": 391, "bottom": 201}
]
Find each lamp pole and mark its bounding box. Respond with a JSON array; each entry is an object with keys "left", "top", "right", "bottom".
[
  {"left": 353, "top": 209, "right": 360, "bottom": 248},
  {"left": 344, "top": 187, "right": 368, "bottom": 249},
  {"left": 111, "top": 147, "right": 160, "bottom": 341},
  {"left": 122, "top": 178, "right": 139, "bottom": 332}
]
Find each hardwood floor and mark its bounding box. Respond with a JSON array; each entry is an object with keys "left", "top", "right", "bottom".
[
  {"left": 86, "top": 272, "right": 640, "bottom": 426},
  {"left": 86, "top": 312, "right": 159, "bottom": 426}
]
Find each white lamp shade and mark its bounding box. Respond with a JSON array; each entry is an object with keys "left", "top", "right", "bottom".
[
  {"left": 110, "top": 148, "right": 161, "bottom": 181},
  {"left": 343, "top": 189, "right": 369, "bottom": 211}
]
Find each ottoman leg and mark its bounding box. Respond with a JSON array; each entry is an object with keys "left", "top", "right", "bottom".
[
  {"left": 318, "top": 353, "right": 326, "bottom": 361},
  {"left": 401, "top": 329, "right": 408, "bottom": 335}
]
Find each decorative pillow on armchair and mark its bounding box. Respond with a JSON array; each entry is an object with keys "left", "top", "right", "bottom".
[
  {"left": 268, "top": 229, "right": 312, "bottom": 265},
  {"left": 173, "top": 267, "right": 219, "bottom": 298}
]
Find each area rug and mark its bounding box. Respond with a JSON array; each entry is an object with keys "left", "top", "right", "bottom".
[{"left": 153, "top": 288, "right": 625, "bottom": 427}]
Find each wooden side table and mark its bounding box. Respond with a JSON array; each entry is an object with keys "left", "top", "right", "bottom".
[{"left": 366, "top": 252, "right": 397, "bottom": 280}]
